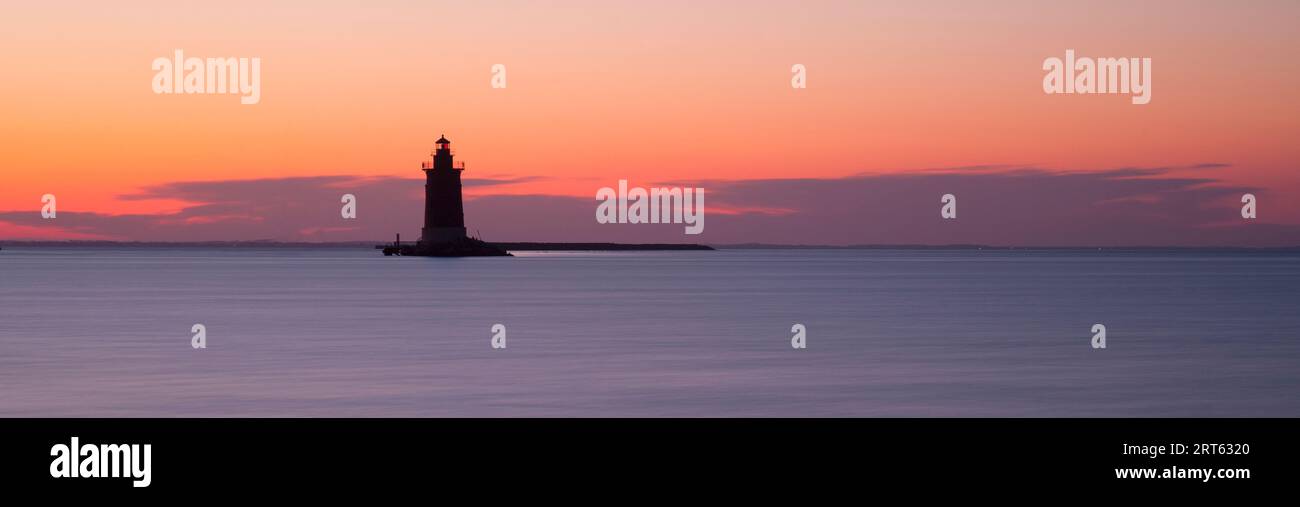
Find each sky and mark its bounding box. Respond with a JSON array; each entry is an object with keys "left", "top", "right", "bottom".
[{"left": 1, "top": 0, "right": 1298, "bottom": 245}]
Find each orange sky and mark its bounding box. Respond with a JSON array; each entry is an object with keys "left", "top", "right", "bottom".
[{"left": 2, "top": 0, "right": 1298, "bottom": 230}]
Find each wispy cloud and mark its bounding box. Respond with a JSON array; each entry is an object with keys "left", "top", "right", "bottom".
[{"left": 2, "top": 167, "right": 1295, "bottom": 246}]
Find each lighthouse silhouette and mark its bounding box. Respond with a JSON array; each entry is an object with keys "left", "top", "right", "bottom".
[
  {"left": 419, "top": 135, "right": 467, "bottom": 244},
  {"left": 382, "top": 134, "right": 509, "bottom": 256}
]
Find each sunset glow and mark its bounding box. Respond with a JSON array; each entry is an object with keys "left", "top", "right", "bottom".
[{"left": 3, "top": 1, "right": 1298, "bottom": 244}]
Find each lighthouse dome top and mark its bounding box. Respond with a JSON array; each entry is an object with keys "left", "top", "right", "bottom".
[{"left": 436, "top": 135, "right": 450, "bottom": 145}]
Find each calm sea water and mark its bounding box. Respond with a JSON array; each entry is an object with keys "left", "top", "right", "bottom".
[{"left": 1, "top": 247, "right": 1297, "bottom": 417}]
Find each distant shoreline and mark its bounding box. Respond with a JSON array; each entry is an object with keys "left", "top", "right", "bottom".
[
  {"left": 0, "top": 240, "right": 715, "bottom": 252},
  {"left": 712, "top": 243, "right": 1300, "bottom": 252},
  {"left": 491, "top": 242, "right": 712, "bottom": 251},
  {"left": 2, "top": 240, "right": 1300, "bottom": 252}
]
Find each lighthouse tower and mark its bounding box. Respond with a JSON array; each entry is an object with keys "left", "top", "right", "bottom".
[{"left": 419, "top": 135, "right": 468, "bottom": 244}]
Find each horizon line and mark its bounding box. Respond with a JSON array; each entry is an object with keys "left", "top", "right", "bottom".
[{"left": 5, "top": 239, "right": 1300, "bottom": 252}]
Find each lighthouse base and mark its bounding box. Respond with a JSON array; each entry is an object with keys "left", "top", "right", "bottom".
[
  {"left": 420, "top": 226, "right": 467, "bottom": 244},
  {"left": 383, "top": 236, "right": 511, "bottom": 257}
]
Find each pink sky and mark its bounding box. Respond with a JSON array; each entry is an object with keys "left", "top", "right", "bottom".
[{"left": 2, "top": 1, "right": 1298, "bottom": 245}]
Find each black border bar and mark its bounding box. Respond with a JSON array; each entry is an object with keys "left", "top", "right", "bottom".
[{"left": 2, "top": 418, "right": 1293, "bottom": 495}]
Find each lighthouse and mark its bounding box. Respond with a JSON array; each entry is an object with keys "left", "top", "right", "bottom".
[
  {"left": 420, "top": 135, "right": 467, "bottom": 244},
  {"left": 381, "top": 134, "right": 509, "bottom": 256}
]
